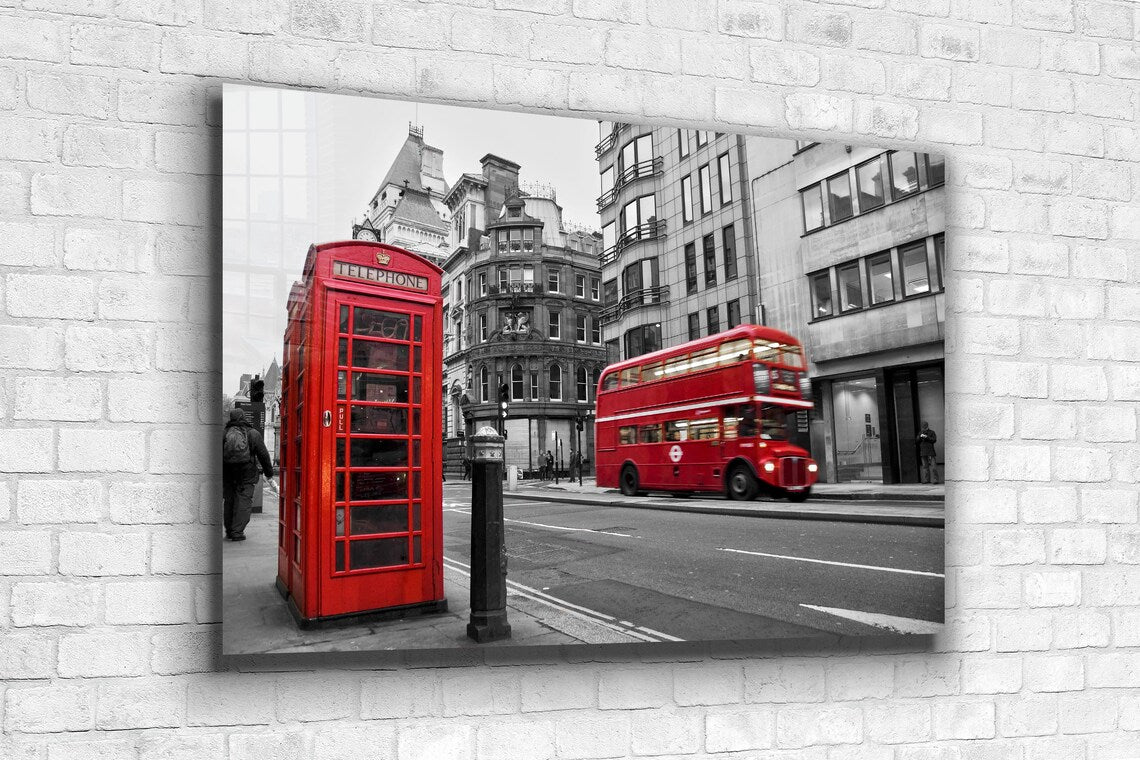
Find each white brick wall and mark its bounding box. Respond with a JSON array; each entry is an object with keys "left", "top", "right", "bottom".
[{"left": 1, "top": 1, "right": 1137, "bottom": 757}]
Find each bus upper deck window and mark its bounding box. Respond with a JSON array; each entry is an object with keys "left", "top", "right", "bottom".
[
  {"left": 601, "top": 372, "right": 618, "bottom": 391},
  {"left": 618, "top": 366, "right": 640, "bottom": 386},
  {"left": 642, "top": 361, "right": 665, "bottom": 383}
]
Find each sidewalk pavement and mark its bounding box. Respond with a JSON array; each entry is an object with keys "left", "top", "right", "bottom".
[
  {"left": 506, "top": 477, "right": 945, "bottom": 528},
  {"left": 222, "top": 482, "right": 646, "bottom": 655}
]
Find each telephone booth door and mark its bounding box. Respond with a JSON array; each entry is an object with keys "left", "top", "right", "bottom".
[{"left": 277, "top": 241, "right": 445, "bottom": 625}]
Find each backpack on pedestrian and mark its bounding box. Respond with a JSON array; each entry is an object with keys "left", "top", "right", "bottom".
[{"left": 223, "top": 426, "right": 252, "bottom": 465}]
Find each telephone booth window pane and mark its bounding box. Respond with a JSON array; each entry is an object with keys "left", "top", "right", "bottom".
[
  {"left": 413, "top": 536, "right": 422, "bottom": 564},
  {"left": 337, "top": 371, "right": 347, "bottom": 399},
  {"left": 339, "top": 305, "right": 349, "bottom": 332},
  {"left": 413, "top": 345, "right": 422, "bottom": 373},
  {"left": 412, "top": 408, "right": 421, "bottom": 434},
  {"left": 349, "top": 471, "right": 408, "bottom": 501},
  {"left": 351, "top": 505, "right": 408, "bottom": 535},
  {"left": 412, "top": 377, "right": 421, "bottom": 404},
  {"left": 335, "top": 507, "right": 345, "bottom": 536},
  {"left": 413, "top": 315, "right": 422, "bottom": 341},
  {"left": 413, "top": 502, "right": 421, "bottom": 531},
  {"left": 352, "top": 374, "right": 407, "bottom": 402},
  {"left": 294, "top": 535, "right": 301, "bottom": 559},
  {"left": 350, "top": 406, "right": 407, "bottom": 434},
  {"left": 336, "top": 438, "right": 345, "bottom": 467},
  {"left": 335, "top": 542, "right": 345, "bottom": 571},
  {"left": 335, "top": 472, "right": 344, "bottom": 501},
  {"left": 350, "top": 438, "right": 408, "bottom": 467},
  {"left": 352, "top": 342, "right": 408, "bottom": 371},
  {"left": 353, "top": 308, "right": 409, "bottom": 340},
  {"left": 350, "top": 537, "right": 409, "bottom": 569},
  {"left": 413, "top": 471, "right": 421, "bottom": 498},
  {"left": 338, "top": 338, "right": 347, "bottom": 366},
  {"left": 412, "top": 439, "right": 421, "bottom": 466}
]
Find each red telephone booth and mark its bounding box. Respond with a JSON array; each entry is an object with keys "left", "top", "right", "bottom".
[{"left": 276, "top": 241, "right": 446, "bottom": 625}]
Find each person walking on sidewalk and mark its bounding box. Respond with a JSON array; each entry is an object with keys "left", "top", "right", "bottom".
[
  {"left": 222, "top": 408, "right": 275, "bottom": 541},
  {"left": 544, "top": 450, "right": 554, "bottom": 480},
  {"left": 917, "top": 421, "right": 940, "bottom": 484}
]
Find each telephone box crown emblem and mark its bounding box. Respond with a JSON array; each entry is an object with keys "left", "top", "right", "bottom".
[{"left": 376, "top": 252, "right": 391, "bottom": 266}]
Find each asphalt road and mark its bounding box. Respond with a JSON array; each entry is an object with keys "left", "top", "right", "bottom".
[{"left": 442, "top": 483, "right": 944, "bottom": 642}]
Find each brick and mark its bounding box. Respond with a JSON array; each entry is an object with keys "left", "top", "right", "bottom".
[
  {"left": 109, "top": 481, "right": 202, "bottom": 524},
  {"left": 714, "top": 85, "right": 784, "bottom": 128},
  {"left": 159, "top": 31, "right": 247, "bottom": 78},
  {"left": 62, "top": 123, "right": 146, "bottom": 169},
  {"left": 988, "top": 361, "right": 1047, "bottom": 398},
  {"left": 0, "top": 429, "right": 54, "bottom": 472},
  {"left": 249, "top": 40, "right": 336, "bottom": 87},
  {"left": 64, "top": 226, "right": 152, "bottom": 272},
  {"left": 719, "top": 0, "right": 784, "bottom": 40},
  {"left": 750, "top": 46, "right": 821, "bottom": 86},
  {"left": 1109, "top": 527, "right": 1140, "bottom": 564},
  {"left": 65, "top": 325, "right": 152, "bottom": 372},
  {"left": 6, "top": 273, "right": 96, "bottom": 319},
  {"left": 11, "top": 581, "right": 99, "bottom": 626},
  {"left": 71, "top": 23, "right": 159, "bottom": 70},
  {"left": 785, "top": 92, "right": 853, "bottom": 132},
  {"left": 0, "top": 14, "right": 66, "bottom": 62},
  {"left": 605, "top": 28, "right": 681, "bottom": 73},
  {"left": 1075, "top": 161, "right": 1133, "bottom": 202},
  {"left": 105, "top": 580, "right": 195, "bottom": 624},
  {"left": 1054, "top": 446, "right": 1112, "bottom": 482},
  {"left": 963, "top": 657, "right": 1022, "bottom": 694},
  {"left": 289, "top": 0, "right": 368, "bottom": 42},
  {"left": 0, "top": 222, "right": 55, "bottom": 270},
  {"left": 60, "top": 531, "right": 148, "bottom": 576},
  {"left": 0, "top": 117, "right": 62, "bottom": 163},
  {"left": 492, "top": 65, "right": 569, "bottom": 111},
  {"left": 1088, "top": 325, "right": 1140, "bottom": 362},
  {"left": 645, "top": 0, "right": 711, "bottom": 30},
  {"left": 985, "top": 528, "right": 1046, "bottom": 565},
  {"left": 187, "top": 673, "right": 276, "bottom": 725},
  {"left": 895, "top": 658, "right": 959, "bottom": 697},
  {"left": 1013, "top": 73, "right": 1076, "bottom": 113},
  {"left": 954, "top": 68, "right": 1012, "bottom": 106},
  {"left": 0, "top": 632, "right": 56, "bottom": 679},
  {"left": 1082, "top": 488, "right": 1139, "bottom": 523},
  {"left": 1, "top": 170, "right": 29, "bottom": 213},
  {"left": 1000, "top": 695, "right": 1058, "bottom": 737},
  {"left": 27, "top": 71, "right": 117, "bottom": 120},
  {"left": 0, "top": 67, "right": 15, "bottom": 110},
  {"left": 396, "top": 723, "right": 474, "bottom": 760},
  {"left": 149, "top": 429, "right": 212, "bottom": 475},
  {"left": 863, "top": 703, "right": 931, "bottom": 744},
  {"left": 1015, "top": 158, "right": 1073, "bottom": 195},
  {"left": 956, "top": 565, "right": 1021, "bottom": 608},
  {"left": 118, "top": 79, "right": 205, "bottom": 126},
  {"left": 598, "top": 667, "right": 671, "bottom": 709},
  {"left": 853, "top": 14, "right": 917, "bottom": 54},
  {"left": 1053, "top": 365, "right": 1109, "bottom": 401},
  {"left": 1025, "top": 654, "right": 1085, "bottom": 692},
  {"left": 1088, "top": 653, "right": 1140, "bottom": 688},
  {"left": 333, "top": 49, "right": 415, "bottom": 94},
  {"left": 933, "top": 701, "right": 995, "bottom": 740},
  {"left": 821, "top": 54, "right": 886, "bottom": 94},
  {"left": 920, "top": 23, "right": 979, "bottom": 61},
  {"left": 1104, "top": 43, "right": 1140, "bottom": 79},
  {"left": 776, "top": 705, "right": 862, "bottom": 748},
  {"left": 13, "top": 376, "right": 102, "bottom": 422},
  {"left": 31, "top": 171, "right": 120, "bottom": 219},
  {"left": 673, "top": 663, "right": 742, "bottom": 706},
  {"left": 151, "top": 628, "right": 215, "bottom": 675},
  {"left": 17, "top": 479, "right": 101, "bottom": 524},
  {"left": 418, "top": 59, "right": 496, "bottom": 104},
  {"left": 641, "top": 74, "right": 717, "bottom": 120},
  {"left": 826, "top": 659, "right": 894, "bottom": 700},
  {"left": 276, "top": 672, "right": 357, "bottom": 722},
  {"left": 57, "top": 630, "right": 149, "bottom": 677},
  {"left": 786, "top": 8, "right": 852, "bottom": 47},
  {"left": 98, "top": 275, "right": 189, "bottom": 322},
  {"left": 310, "top": 722, "right": 397, "bottom": 760},
  {"left": 1045, "top": 116, "right": 1106, "bottom": 157},
  {"left": 1020, "top": 404, "right": 1076, "bottom": 440},
  {"left": 574, "top": 0, "right": 643, "bottom": 23},
  {"left": 1025, "top": 571, "right": 1081, "bottom": 607},
  {"left": 705, "top": 708, "right": 774, "bottom": 752},
  {"left": 1025, "top": 320, "right": 1083, "bottom": 360},
  {"left": 1105, "top": 125, "right": 1139, "bottom": 161},
  {"left": 1059, "top": 693, "right": 1118, "bottom": 733},
  {"left": 1054, "top": 609, "right": 1112, "bottom": 649},
  {"left": 118, "top": 0, "right": 197, "bottom": 24},
  {"left": 745, "top": 661, "right": 825, "bottom": 703},
  {"left": 4, "top": 685, "right": 95, "bottom": 733},
  {"left": 58, "top": 429, "right": 146, "bottom": 473},
  {"left": 853, "top": 100, "right": 920, "bottom": 140},
  {"left": 995, "top": 610, "right": 1054, "bottom": 651},
  {"left": 630, "top": 710, "right": 701, "bottom": 755},
  {"left": 0, "top": 532, "right": 53, "bottom": 575},
  {"left": 47, "top": 738, "right": 141, "bottom": 760},
  {"left": 958, "top": 155, "right": 1012, "bottom": 189},
  {"left": 953, "top": 0, "right": 1012, "bottom": 23},
  {"left": 1080, "top": 405, "right": 1137, "bottom": 443},
  {"left": 97, "top": 680, "right": 184, "bottom": 730},
  {"left": 955, "top": 485, "right": 1018, "bottom": 524}
]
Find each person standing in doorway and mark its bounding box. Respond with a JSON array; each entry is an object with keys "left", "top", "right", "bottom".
[
  {"left": 222, "top": 408, "right": 275, "bottom": 541},
  {"left": 917, "top": 421, "right": 940, "bottom": 484}
]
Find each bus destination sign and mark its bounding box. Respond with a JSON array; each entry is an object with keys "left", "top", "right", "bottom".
[{"left": 332, "top": 260, "right": 428, "bottom": 292}]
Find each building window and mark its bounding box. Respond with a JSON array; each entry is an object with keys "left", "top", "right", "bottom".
[
  {"left": 623, "top": 323, "right": 661, "bottom": 359},
  {"left": 511, "top": 364, "right": 524, "bottom": 401},
  {"left": 933, "top": 233, "right": 945, "bottom": 289},
  {"left": 688, "top": 312, "right": 700, "bottom": 340},
  {"left": 718, "top": 152, "right": 732, "bottom": 205},
  {"left": 549, "top": 364, "right": 562, "bottom": 400},
  {"left": 577, "top": 366, "right": 589, "bottom": 402},
  {"left": 828, "top": 171, "right": 853, "bottom": 223},
  {"left": 480, "top": 366, "right": 489, "bottom": 402},
  {"left": 603, "top": 278, "right": 618, "bottom": 306},
  {"left": 926, "top": 153, "right": 945, "bottom": 188},
  {"left": 867, "top": 251, "right": 894, "bottom": 305},
  {"left": 802, "top": 184, "right": 823, "bottom": 233},
  {"left": 576, "top": 314, "right": 587, "bottom": 342},
  {"left": 856, "top": 156, "right": 885, "bottom": 213},
  {"left": 498, "top": 269, "right": 507, "bottom": 291},
  {"left": 590, "top": 317, "right": 601, "bottom": 344},
  {"left": 478, "top": 312, "right": 487, "bottom": 342},
  {"left": 456, "top": 278, "right": 463, "bottom": 303},
  {"left": 811, "top": 272, "right": 833, "bottom": 318},
  {"left": 706, "top": 306, "right": 720, "bottom": 336},
  {"left": 680, "top": 175, "right": 693, "bottom": 224},
  {"left": 622, "top": 258, "right": 660, "bottom": 303},
  {"left": 602, "top": 221, "right": 616, "bottom": 256},
  {"left": 621, "top": 194, "right": 656, "bottom": 237},
  {"left": 722, "top": 224, "right": 737, "bottom": 281},
  {"left": 677, "top": 129, "right": 689, "bottom": 159},
  {"left": 547, "top": 267, "right": 560, "bottom": 293},
  {"left": 702, "top": 234, "right": 716, "bottom": 287},
  {"left": 685, "top": 242, "right": 697, "bottom": 294},
  {"left": 478, "top": 272, "right": 487, "bottom": 296},
  {"left": 838, "top": 262, "right": 862, "bottom": 311},
  {"left": 575, "top": 274, "right": 586, "bottom": 298},
  {"left": 529, "top": 371, "right": 539, "bottom": 400},
  {"left": 590, "top": 277, "right": 600, "bottom": 301},
  {"left": 900, "top": 240, "right": 931, "bottom": 296},
  {"left": 548, "top": 309, "right": 560, "bottom": 340},
  {"left": 699, "top": 164, "right": 712, "bottom": 214},
  {"left": 696, "top": 130, "right": 709, "bottom": 147},
  {"left": 889, "top": 151, "right": 920, "bottom": 199},
  {"left": 600, "top": 165, "right": 614, "bottom": 199},
  {"left": 727, "top": 299, "right": 741, "bottom": 328},
  {"left": 620, "top": 133, "right": 653, "bottom": 176}
]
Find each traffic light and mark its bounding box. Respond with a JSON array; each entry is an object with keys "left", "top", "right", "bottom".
[
  {"left": 497, "top": 383, "right": 509, "bottom": 434},
  {"left": 575, "top": 416, "right": 583, "bottom": 432}
]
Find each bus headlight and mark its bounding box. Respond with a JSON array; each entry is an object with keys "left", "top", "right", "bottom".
[
  {"left": 762, "top": 461, "right": 775, "bottom": 473},
  {"left": 807, "top": 463, "right": 818, "bottom": 473}
]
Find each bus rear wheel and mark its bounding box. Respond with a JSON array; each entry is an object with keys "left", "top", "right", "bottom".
[
  {"left": 727, "top": 465, "right": 759, "bottom": 501},
  {"left": 619, "top": 464, "right": 641, "bottom": 496}
]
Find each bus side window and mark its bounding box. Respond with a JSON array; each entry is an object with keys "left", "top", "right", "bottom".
[
  {"left": 665, "top": 420, "right": 686, "bottom": 442},
  {"left": 619, "top": 425, "right": 637, "bottom": 445},
  {"left": 619, "top": 366, "right": 640, "bottom": 386},
  {"left": 690, "top": 417, "right": 719, "bottom": 440},
  {"left": 718, "top": 339, "right": 750, "bottom": 366},
  {"left": 601, "top": 372, "right": 618, "bottom": 392},
  {"left": 690, "top": 347, "right": 719, "bottom": 373},
  {"left": 639, "top": 424, "right": 662, "bottom": 443},
  {"left": 723, "top": 408, "right": 740, "bottom": 439},
  {"left": 642, "top": 361, "right": 665, "bottom": 383},
  {"left": 663, "top": 354, "right": 688, "bottom": 378}
]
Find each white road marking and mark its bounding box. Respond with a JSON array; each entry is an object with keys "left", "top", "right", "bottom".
[
  {"left": 445, "top": 508, "right": 633, "bottom": 538},
  {"left": 442, "top": 556, "right": 681, "bottom": 643},
  {"left": 716, "top": 547, "right": 944, "bottom": 578},
  {"left": 799, "top": 604, "right": 942, "bottom": 634}
]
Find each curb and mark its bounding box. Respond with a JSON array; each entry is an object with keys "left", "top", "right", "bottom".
[
  {"left": 504, "top": 492, "right": 944, "bottom": 528},
  {"left": 512, "top": 485, "right": 943, "bottom": 503}
]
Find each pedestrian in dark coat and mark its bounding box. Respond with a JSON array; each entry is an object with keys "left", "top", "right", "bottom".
[
  {"left": 917, "top": 421, "right": 940, "bottom": 484},
  {"left": 222, "top": 408, "right": 274, "bottom": 541}
]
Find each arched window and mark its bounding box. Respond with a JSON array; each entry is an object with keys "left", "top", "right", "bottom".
[
  {"left": 548, "top": 364, "right": 562, "bottom": 401},
  {"left": 479, "top": 366, "right": 489, "bottom": 403},
  {"left": 576, "top": 366, "right": 589, "bottom": 402},
  {"left": 511, "top": 364, "right": 524, "bottom": 401}
]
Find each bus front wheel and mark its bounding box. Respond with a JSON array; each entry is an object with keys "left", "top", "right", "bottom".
[
  {"left": 619, "top": 465, "right": 641, "bottom": 496},
  {"left": 727, "top": 465, "right": 759, "bottom": 501}
]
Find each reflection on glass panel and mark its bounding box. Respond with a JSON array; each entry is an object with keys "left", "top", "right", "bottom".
[
  {"left": 413, "top": 471, "right": 420, "bottom": 498},
  {"left": 354, "top": 308, "right": 409, "bottom": 339},
  {"left": 901, "top": 242, "right": 930, "bottom": 296},
  {"left": 802, "top": 185, "right": 822, "bottom": 231},
  {"left": 828, "top": 173, "right": 853, "bottom": 222},
  {"left": 412, "top": 377, "right": 421, "bottom": 404},
  {"left": 412, "top": 439, "right": 420, "bottom": 466},
  {"left": 413, "top": 315, "right": 422, "bottom": 342},
  {"left": 927, "top": 154, "right": 945, "bottom": 187},
  {"left": 413, "top": 345, "right": 421, "bottom": 373},
  {"left": 831, "top": 375, "right": 883, "bottom": 482},
  {"left": 338, "top": 338, "right": 347, "bottom": 366},
  {"left": 352, "top": 374, "right": 407, "bottom": 403},
  {"left": 249, "top": 132, "right": 280, "bottom": 175},
  {"left": 916, "top": 366, "right": 945, "bottom": 464},
  {"left": 222, "top": 89, "right": 247, "bottom": 129},
  {"left": 335, "top": 506, "right": 344, "bottom": 536},
  {"left": 350, "top": 537, "right": 408, "bottom": 569},
  {"left": 868, "top": 253, "right": 893, "bottom": 304},
  {"left": 248, "top": 88, "right": 279, "bottom": 129},
  {"left": 222, "top": 136, "right": 247, "bottom": 176},
  {"left": 891, "top": 152, "right": 919, "bottom": 198},
  {"left": 249, "top": 177, "right": 280, "bottom": 221},
  {"left": 351, "top": 505, "right": 408, "bottom": 535},
  {"left": 282, "top": 177, "right": 308, "bottom": 221},
  {"left": 281, "top": 132, "right": 308, "bottom": 176},
  {"left": 857, "top": 158, "right": 884, "bottom": 211},
  {"left": 339, "top": 306, "right": 349, "bottom": 333},
  {"left": 336, "top": 472, "right": 344, "bottom": 502},
  {"left": 812, "top": 273, "right": 833, "bottom": 318},
  {"left": 222, "top": 177, "right": 248, "bottom": 221},
  {"left": 350, "top": 406, "right": 408, "bottom": 434},
  {"left": 349, "top": 438, "right": 407, "bottom": 467},
  {"left": 412, "top": 409, "right": 421, "bottom": 435},
  {"left": 352, "top": 341, "right": 408, "bottom": 371},
  {"left": 350, "top": 471, "right": 408, "bottom": 501},
  {"left": 337, "top": 371, "right": 346, "bottom": 399}
]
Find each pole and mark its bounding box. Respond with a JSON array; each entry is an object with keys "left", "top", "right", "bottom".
[
  {"left": 467, "top": 427, "right": 511, "bottom": 642},
  {"left": 553, "top": 432, "right": 559, "bottom": 485},
  {"left": 576, "top": 418, "right": 583, "bottom": 487}
]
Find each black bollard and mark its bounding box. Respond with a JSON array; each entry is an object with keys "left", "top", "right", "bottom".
[{"left": 467, "top": 426, "right": 511, "bottom": 643}]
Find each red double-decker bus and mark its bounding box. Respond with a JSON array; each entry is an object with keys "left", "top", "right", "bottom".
[{"left": 595, "top": 325, "right": 818, "bottom": 501}]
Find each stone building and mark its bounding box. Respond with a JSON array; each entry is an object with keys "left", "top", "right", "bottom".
[{"left": 441, "top": 155, "right": 606, "bottom": 475}]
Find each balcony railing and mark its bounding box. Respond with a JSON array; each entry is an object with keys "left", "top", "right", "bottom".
[
  {"left": 599, "top": 219, "right": 666, "bottom": 267},
  {"left": 600, "top": 285, "right": 670, "bottom": 324},
  {"left": 488, "top": 282, "right": 542, "bottom": 296},
  {"left": 594, "top": 125, "right": 622, "bottom": 158},
  {"left": 596, "top": 157, "right": 664, "bottom": 211}
]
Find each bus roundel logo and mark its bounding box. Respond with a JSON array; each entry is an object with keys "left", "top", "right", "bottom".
[{"left": 669, "top": 445, "right": 683, "bottom": 463}]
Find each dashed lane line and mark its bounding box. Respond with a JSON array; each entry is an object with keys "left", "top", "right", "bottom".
[{"left": 716, "top": 547, "right": 944, "bottom": 578}]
